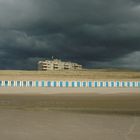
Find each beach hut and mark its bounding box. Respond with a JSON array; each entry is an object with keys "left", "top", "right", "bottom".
[
  {"left": 110, "top": 81, "right": 114, "bottom": 87},
  {"left": 11, "top": 81, "right": 15, "bottom": 87},
  {"left": 82, "top": 81, "right": 86, "bottom": 87},
  {"left": 41, "top": 81, "right": 45, "bottom": 87},
  {"left": 59, "top": 81, "right": 63, "bottom": 87},
  {"left": 53, "top": 81, "right": 57, "bottom": 87},
  {"left": 77, "top": 81, "right": 81, "bottom": 87},
  {"left": 105, "top": 81, "right": 109, "bottom": 87},
  {"left": 65, "top": 81, "right": 69, "bottom": 87},
  {"left": 35, "top": 81, "right": 39, "bottom": 87},
  {"left": 116, "top": 81, "right": 120, "bottom": 87},
  {"left": 72, "top": 81, "right": 75, "bottom": 87},
  {"left": 121, "top": 81, "right": 125, "bottom": 87},
  {"left": 47, "top": 81, "right": 51, "bottom": 87},
  {"left": 16, "top": 81, "right": 21, "bottom": 87},
  {"left": 94, "top": 81, "right": 98, "bottom": 87},
  {"left": 22, "top": 81, "right": 27, "bottom": 87},
  {"left": 126, "top": 81, "right": 130, "bottom": 87},
  {"left": 0, "top": 81, "right": 2, "bottom": 87},
  {"left": 88, "top": 81, "right": 92, "bottom": 87},
  {"left": 4, "top": 81, "right": 8, "bottom": 87},
  {"left": 132, "top": 82, "right": 136, "bottom": 87},
  {"left": 100, "top": 81, "right": 103, "bottom": 87}
]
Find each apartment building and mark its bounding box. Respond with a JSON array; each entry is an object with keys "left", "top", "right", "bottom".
[{"left": 38, "top": 59, "right": 82, "bottom": 71}]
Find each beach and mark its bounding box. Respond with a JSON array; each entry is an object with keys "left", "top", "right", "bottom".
[
  {"left": 0, "top": 93, "right": 140, "bottom": 140},
  {"left": 0, "top": 109, "right": 140, "bottom": 140},
  {"left": 0, "top": 70, "right": 140, "bottom": 139}
]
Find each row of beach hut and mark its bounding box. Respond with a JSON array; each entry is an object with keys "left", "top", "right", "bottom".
[{"left": 0, "top": 80, "right": 140, "bottom": 88}]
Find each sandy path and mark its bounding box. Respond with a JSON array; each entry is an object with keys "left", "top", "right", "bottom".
[
  {"left": 0, "top": 87, "right": 140, "bottom": 94},
  {"left": 0, "top": 87, "right": 139, "bottom": 94}
]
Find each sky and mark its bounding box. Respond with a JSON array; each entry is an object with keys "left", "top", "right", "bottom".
[{"left": 0, "top": 0, "right": 140, "bottom": 70}]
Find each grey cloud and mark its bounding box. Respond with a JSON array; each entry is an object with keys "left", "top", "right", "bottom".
[
  {"left": 0, "top": 0, "right": 140, "bottom": 69},
  {"left": 87, "top": 51, "right": 140, "bottom": 70},
  {"left": 114, "top": 51, "right": 140, "bottom": 69}
]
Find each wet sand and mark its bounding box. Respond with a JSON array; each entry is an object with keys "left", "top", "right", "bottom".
[
  {"left": 0, "top": 93, "right": 140, "bottom": 140},
  {"left": 0, "top": 93, "right": 140, "bottom": 114}
]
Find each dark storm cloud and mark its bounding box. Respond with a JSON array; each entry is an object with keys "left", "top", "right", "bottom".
[{"left": 0, "top": 0, "right": 140, "bottom": 69}]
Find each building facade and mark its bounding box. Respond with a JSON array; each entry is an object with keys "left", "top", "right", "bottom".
[{"left": 38, "top": 59, "right": 82, "bottom": 71}]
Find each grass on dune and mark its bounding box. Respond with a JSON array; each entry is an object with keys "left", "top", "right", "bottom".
[{"left": 0, "top": 69, "right": 140, "bottom": 79}]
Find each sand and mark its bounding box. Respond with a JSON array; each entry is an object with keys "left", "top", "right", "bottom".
[
  {"left": 0, "top": 93, "right": 140, "bottom": 140},
  {"left": 0, "top": 110, "right": 140, "bottom": 140}
]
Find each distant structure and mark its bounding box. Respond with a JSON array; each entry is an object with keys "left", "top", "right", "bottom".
[{"left": 38, "top": 59, "right": 82, "bottom": 71}]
